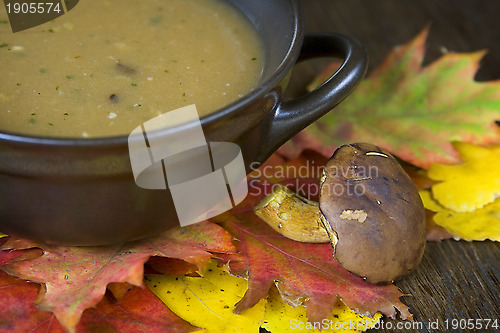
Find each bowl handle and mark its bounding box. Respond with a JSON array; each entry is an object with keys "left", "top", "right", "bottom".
[{"left": 257, "top": 33, "right": 368, "bottom": 162}]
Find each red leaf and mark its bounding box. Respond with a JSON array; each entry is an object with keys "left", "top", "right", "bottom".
[
  {"left": 217, "top": 214, "right": 412, "bottom": 323},
  {"left": 0, "top": 247, "right": 43, "bottom": 267},
  {"left": 0, "top": 270, "right": 63, "bottom": 333},
  {"left": 0, "top": 221, "right": 235, "bottom": 332},
  {"left": 77, "top": 286, "right": 197, "bottom": 333},
  {"left": 0, "top": 237, "right": 44, "bottom": 267}
]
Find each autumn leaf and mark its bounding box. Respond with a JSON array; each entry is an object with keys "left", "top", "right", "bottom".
[
  {"left": 0, "top": 246, "right": 43, "bottom": 267},
  {"left": 146, "top": 259, "right": 267, "bottom": 333},
  {"left": 217, "top": 215, "right": 412, "bottom": 324},
  {"left": 0, "top": 270, "right": 196, "bottom": 333},
  {"left": 146, "top": 259, "right": 381, "bottom": 333},
  {"left": 281, "top": 27, "right": 500, "bottom": 169},
  {"left": 420, "top": 190, "right": 500, "bottom": 241},
  {"left": 0, "top": 221, "right": 235, "bottom": 332},
  {"left": 146, "top": 257, "right": 200, "bottom": 277},
  {"left": 427, "top": 142, "right": 500, "bottom": 212},
  {"left": 0, "top": 270, "right": 62, "bottom": 333},
  {"left": 77, "top": 285, "right": 197, "bottom": 333}
]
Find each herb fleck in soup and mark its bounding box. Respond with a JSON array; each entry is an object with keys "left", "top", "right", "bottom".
[{"left": 0, "top": 0, "right": 263, "bottom": 137}]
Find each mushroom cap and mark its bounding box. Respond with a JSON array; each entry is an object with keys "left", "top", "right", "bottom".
[{"left": 319, "top": 143, "right": 426, "bottom": 284}]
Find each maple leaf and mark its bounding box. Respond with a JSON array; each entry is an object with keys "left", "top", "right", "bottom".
[
  {"left": 427, "top": 142, "right": 500, "bottom": 212},
  {"left": 0, "top": 270, "right": 196, "bottom": 333},
  {"left": 0, "top": 221, "right": 235, "bottom": 332},
  {"left": 420, "top": 190, "right": 500, "bottom": 241},
  {"left": 280, "top": 27, "right": 500, "bottom": 169}
]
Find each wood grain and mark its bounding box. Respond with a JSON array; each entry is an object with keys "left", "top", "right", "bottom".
[{"left": 291, "top": 1, "right": 500, "bottom": 332}]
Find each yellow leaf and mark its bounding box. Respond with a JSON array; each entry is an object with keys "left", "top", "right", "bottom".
[
  {"left": 420, "top": 190, "right": 500, "bottom": 241},
  {"left": 0, "top": 233, "right": 7, "bottom": 238},
  {"left": 145, "top": 260, "right": 266, "bottom": 333},
  {"left": 146, "top": 260, "right": 382, "bottom": 333},
  {"left": 262, "top": 287, "right": 381, "bottom": 332},
  {"left": 427, "top": 142, "right": 500, "bottom": 212}
]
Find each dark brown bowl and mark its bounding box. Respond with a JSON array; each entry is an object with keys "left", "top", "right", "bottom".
[{"left": 0, "top": 0, "right": 367, "bottom": 245}]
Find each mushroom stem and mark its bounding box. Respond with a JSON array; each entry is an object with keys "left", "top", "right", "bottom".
[{"left": 254, "top": 184, "right": 330, "bottom": 243}]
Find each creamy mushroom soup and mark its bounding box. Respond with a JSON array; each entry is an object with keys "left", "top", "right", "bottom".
[{"left": 0, "top": 0, "right": 263, "bottom": 137}]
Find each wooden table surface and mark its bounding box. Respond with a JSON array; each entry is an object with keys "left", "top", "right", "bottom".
[{"left": 289, "top": 1, "right": 500, "bottom": 332}]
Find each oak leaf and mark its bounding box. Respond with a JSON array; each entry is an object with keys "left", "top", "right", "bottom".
[
  {"left": 77, "top": 284, "right": 197, "bottom": 333},
  {"left": 281, "top": 27, "right": 500, "bottom": 169},
  {"left": 0, "top": 270, "right": 196, "bottom": 333},
  {"left": 0, "top": 221, "right": 235, "bottom": 332}
]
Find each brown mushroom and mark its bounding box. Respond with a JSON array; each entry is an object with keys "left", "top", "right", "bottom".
[{"left": 255, "top": 143, "right": 426, "bottom": 284}]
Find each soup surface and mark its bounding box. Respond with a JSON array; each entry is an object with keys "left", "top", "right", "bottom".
[{"left": 0, "top": 0, "right": 263, "bottom": 137}]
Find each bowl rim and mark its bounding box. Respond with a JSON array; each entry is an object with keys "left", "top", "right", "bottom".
[{"left": 0, "top": 0, "right": 303, "bottom": 149}]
